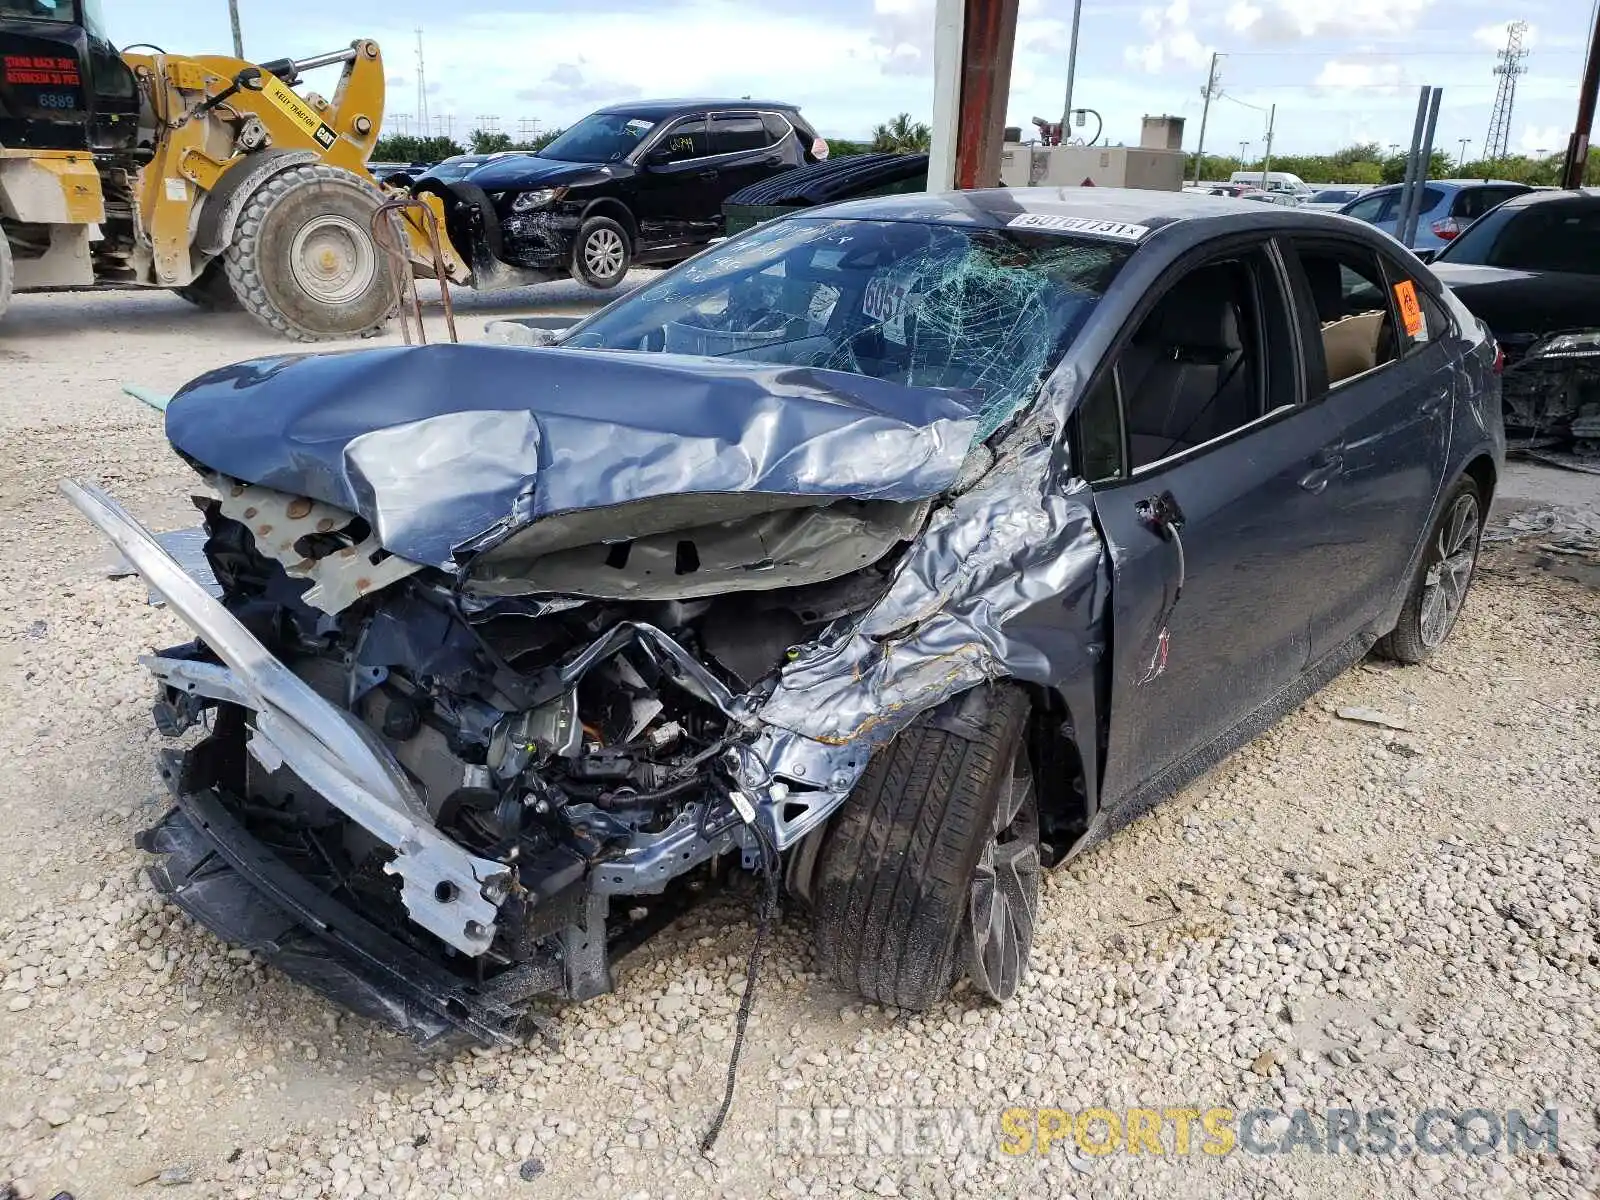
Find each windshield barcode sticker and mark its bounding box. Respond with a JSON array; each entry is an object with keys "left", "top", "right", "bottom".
[{"left": 1006, "top": 214, "right": 1150, "bottom": 240}]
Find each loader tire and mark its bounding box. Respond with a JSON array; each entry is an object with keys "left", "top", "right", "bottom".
[
  {"left": 173, "top": 260, "right": 238, "bottom": 310},
  {"left": 0, "top": 234, "right": 13, "bottom": 323},
  {"left": 811, "top": 685, "right": 1041, "bottom": 1011},
  {"left": 223, "top": 164, "right": 396, "bottom": 341}
]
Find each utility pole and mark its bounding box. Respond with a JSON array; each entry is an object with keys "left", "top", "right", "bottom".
[
  {"left": 1485, "top": 21, "right": 1530, "bottom": 160},
  {"left": 1192, "top": 52, "right": 1222, "bottom": 186},
  {"left": 227, "top": 0, "right": 243, "bottom": 58},
  {"left": 1560, "top": 0, "right": 1600, "bottom": 188},
  {"left": 1259, "top": 103, "right": 1275, "bottom": 187},
  {"left": 1059, "top": 0, "right": 1084, "bottom": 131}
]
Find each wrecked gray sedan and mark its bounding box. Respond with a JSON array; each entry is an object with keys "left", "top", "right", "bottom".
[{"left": 69, "top": 189, "right": 1503, "bottom": 1045}]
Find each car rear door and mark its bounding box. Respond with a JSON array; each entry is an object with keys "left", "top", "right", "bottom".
[
  {"left": 1081, "top": 238, "right": 1339, "bottom": 811},
  {"left": 1277, "top": 235, "right": 1455, "bottom": 660},
  {"left": 708, "top": 111, "right": 788, "bottom": 199}
]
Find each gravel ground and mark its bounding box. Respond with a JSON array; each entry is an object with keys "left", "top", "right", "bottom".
[{"left": 1, "top": 290, "right": 1597, "bottom": 1200}]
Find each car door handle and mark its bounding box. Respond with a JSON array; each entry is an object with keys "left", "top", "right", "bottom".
[
  {"left": 1298, "top": 451, "right": 1344, "bottom": 494},
  {"left": 697, "top": 169, "right": 719, "bottom": 180},
  {"left": 1418, "top": 390, "right": 1448, "bottom": 416}
]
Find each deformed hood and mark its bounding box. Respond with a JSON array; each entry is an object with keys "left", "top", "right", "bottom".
[{"left": 165, "top": 344, "right": 980, "bottom": 568}]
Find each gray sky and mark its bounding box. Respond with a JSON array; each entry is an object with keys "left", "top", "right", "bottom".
[{"left": 109, "top": 0, "right": 1592, "bottom": 154}]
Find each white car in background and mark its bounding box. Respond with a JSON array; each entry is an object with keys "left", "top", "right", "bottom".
[{"left": 1306, "top": 185, "right": 1369, "bottom": 211}]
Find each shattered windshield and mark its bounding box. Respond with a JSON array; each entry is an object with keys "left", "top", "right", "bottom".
[
  {"left": 564, "top": 217, "right": 1134, "bottom": 437},
  {"left": 537, "top": 113, "right": 660, "bottom": 163}
]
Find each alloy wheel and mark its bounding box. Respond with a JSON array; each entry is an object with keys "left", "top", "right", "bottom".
[
  {"left": 965, "top": 746, "right": 1040, "bottom": 1001},
  {"left": 1419, "top": 492, "right": 1480, "bottom": 648}
]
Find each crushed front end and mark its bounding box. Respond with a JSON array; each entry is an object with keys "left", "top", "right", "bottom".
[{"left": 67, "top": 342, "right": 1074, "bottom": 1044}]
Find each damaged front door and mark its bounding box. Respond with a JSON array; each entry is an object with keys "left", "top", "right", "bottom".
[{"left": 1081, "top": 244, "right": 1332, "bottom": 810}]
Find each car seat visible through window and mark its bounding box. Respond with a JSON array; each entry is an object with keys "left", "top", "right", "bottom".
[{"left": 1119, "top": 262, "right": 1261, "bottom": 467}]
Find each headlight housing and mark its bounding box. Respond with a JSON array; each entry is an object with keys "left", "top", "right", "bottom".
[{"left": 511, "top": 187, "right": 566, "bottom": 212}]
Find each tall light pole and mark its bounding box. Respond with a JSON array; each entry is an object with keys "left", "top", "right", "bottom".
[
  {"left": 1457, "top": 136, "right": 1472, "bottom": 167},
  {"left": 227, "top": 0, "right": 243, "bottom": 57},
  {"left": 1238, "top": 139, "right": 1250, "bottom": 166},
  {"left": 1060, "top": 0, "right": 1084, "bottom": 131}
]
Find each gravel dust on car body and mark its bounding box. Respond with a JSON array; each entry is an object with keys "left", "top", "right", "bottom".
[{"left": 0, "top": 290, "right": 1596, "bottom": 1200}]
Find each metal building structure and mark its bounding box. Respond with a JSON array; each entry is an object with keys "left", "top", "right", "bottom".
[{"left": 1484, "top": 20, "right": 1530, "bottom": 160}]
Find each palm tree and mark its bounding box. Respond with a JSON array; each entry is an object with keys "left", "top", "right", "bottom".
[{"left": 871, "top": 113, "right": 932, "bottom": 153}]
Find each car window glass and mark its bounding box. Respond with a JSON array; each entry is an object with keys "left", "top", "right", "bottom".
[
  {"left": 1418, "top": 186, "right": 1445, "bottom": 213},
  {"left": 1291, "top": 242, "right": 1401, "bottom": 390},
  {"left": 1076, "top": 371, "right": 1124, "bottom": 482},
  {"left": 655, "top": 118, "right": 710, "bottom": 162},
  {"left": 565, "top": 217, "right": 1135, "bottom": 438},
  {"left": 1483, "top": 203, "right": 1600, "bottom": 274},
  {"left": 1414, "top": 288, "right": 1452, "bottom": 346},
  {"left": 538, "top": 112, "right": 662, "bottom": 163},
  {"left": 711, "top": 115, "right": 770, "bottom": 154},
  {"left": 1451, "top": 189, "right": 1489, "bottom": 220},
  {"left": 1344, "top": 192, "right": 1391, "bottom": 223},
  {"left": 761, "top": 112, "right": 793, "bottom": 143},
  {"left": 1118, "top": 256, "right": 1267, "bottom": 471}
]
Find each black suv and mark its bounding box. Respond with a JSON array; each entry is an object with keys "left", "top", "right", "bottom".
[{"left": 420, "top": 99, "right": 827, "bottom": 289}]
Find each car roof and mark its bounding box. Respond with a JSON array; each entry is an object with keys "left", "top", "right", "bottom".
[
  {"left": 1490, "top": 186, "right": 1600, "bottom": 210},
  {"left": 1362, "top": 179, "right": 1529, "bottom": 195},
  {"left": 592, "top": 98, "right": 801, "bottom": 119},
  {"left": 812, "top": 186, "right": 1378, "bottom": 238}
]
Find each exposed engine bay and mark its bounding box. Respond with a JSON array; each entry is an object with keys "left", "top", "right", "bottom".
[
  {"left": 99, "top": 477, "right": 907, "bottom": 1042},
  {"left": 1502, "top": 331, "right": 1600, "bottom": 468}
]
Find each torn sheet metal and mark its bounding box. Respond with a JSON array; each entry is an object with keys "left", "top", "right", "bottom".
[
  {"left": 740, "top": 401, "right": 1109, "bottom": 849},
  {"left": 62, "top": 480, "right": 510, "bottom": 956},
  {"left": 212, "top": 476, "right": 425, "bottom": 614},
  {"left": 164, "top": 344, "right": 981, "bottom": 569}
]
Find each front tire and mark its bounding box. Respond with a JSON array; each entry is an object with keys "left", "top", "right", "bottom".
[
  {"left": 812, "top": 686, "right": 1041, "bottom": 1010},
  {"left": 1377, "top": 475, "right": 1482, "bottom": 664},
  {"left": 571, "top": 215, "right": 631, "bottom": 289},
  {"left": 223, "top": 164, "right": 396, "bottom": 341}
]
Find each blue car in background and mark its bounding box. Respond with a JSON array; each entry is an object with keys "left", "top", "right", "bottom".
[{"left": 1338, "top": 179, "right": 1531, "bottom": 251}]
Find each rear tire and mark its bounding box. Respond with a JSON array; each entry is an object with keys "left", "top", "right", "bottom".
[
  {"left": 571, "top": 215, "right": 631, "bottom": 289},
  {"left": 1377, "top": 475, "right": 1482, "bottom": 664},
  {"left": 811, "top": 686, "right": 1041, "bottom": 1011},
  {"left": 173, "top": 260, "right": 238, "bottom": 310},
  {"left": 223, "top": 164, "right": 396, "bottom": 341}
]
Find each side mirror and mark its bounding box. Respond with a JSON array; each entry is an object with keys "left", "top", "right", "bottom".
[
  {"left": 643, "top": 147, "right": 673, "bottom": 167},
  {"left": 1414, "top": 248, "right": 1437, "bottom": 264}
]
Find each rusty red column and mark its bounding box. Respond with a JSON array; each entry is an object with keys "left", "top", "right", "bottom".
[{"left": 952, "top": 0, "right": 1020, "bottom": 190}]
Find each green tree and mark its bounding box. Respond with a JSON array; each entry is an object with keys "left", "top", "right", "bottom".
[
  {"left": 518, "top": 127, "right": 564, "bottom": 153},
  {"left": 871, "top": 113, "right": 932, "bottom": 153},
  {"left": 372, "top": 133, "right": 466, "bottom": 164},
  {"left": 469, "top": 129, "right": 515, "bottom": 155}
]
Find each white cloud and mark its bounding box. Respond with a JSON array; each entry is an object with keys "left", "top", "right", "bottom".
[
  {"left": 1314, "top": 58, "right": 1406, "bottom": 94},
  {"left": 1125, "top": 0, "right": 1211, "bottom": 74},
  {"left": 1518, "top": 124, "right": 1563, "bottom": 155},
  {"left": 1225, "top": 0, "right": 1435, "bottom": 42},
  {"left": 1472, "top": 20, "right": 1537, "bottom": 50}
]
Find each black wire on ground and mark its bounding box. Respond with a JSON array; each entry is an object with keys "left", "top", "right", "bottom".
[{"left": 700, "top": 823, "right": 782, "bottom": 1157}]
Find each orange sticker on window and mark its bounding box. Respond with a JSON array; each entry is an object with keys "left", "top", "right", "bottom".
[{"left": 1394, "top": 279, "right": 1424, "bottom": 339}]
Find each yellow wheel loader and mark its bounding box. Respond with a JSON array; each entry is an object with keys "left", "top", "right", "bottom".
[{"left": 0, "top": 1, "right": 464, "bottom": 339}]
